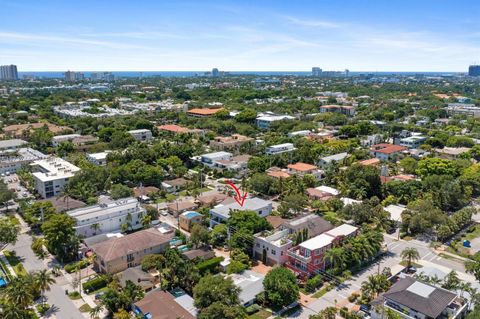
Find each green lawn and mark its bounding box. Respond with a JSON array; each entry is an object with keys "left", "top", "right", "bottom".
[
  {"left": 312, "top": 286, "right": 329, "bottom": 298},
  {"left": 87, "top": 286, "right": 110, "bottom": 295},
  {"left": 79, "top": 303, "right": 92, "bottom": 312},
  {"left": 249, "top": 309, "right": 272, "bottom": 319},
  {"left": 3, "top": 250, "right": 27, "bottom": 277},
  {"left": 68, "top": 291, "right": 82, "bottom": 300}
]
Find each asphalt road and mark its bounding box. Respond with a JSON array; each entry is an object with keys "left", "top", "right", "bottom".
[{"left": 8, "top": 233, "right": 85, "bottom": 319}]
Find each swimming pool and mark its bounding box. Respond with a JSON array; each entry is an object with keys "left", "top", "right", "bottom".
[{"left": 0, "top": 277, "right": 7, "bottom": 288}]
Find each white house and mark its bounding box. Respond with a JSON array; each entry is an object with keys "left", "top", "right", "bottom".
[
  {"left": 67, "top": 197, "right": 145, "bottom": 237},
  {"left": 256, "top": 113, "right": 295, "bottom": 129},
  {"left": 128, "top": 129, "right": 153, "bottom": 141},
  {"left": 210, "top": 197, "right": 272, "bottom": 228},
  {"left": 265, "top": 143, "right": 296, "bottom": 155},
  {"left": 87, "top": 151, "right": 111, "bottom": 166}
]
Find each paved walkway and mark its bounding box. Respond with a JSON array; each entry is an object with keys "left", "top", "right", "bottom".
[{"left": 0, "top": 250, "right": 17, "bottom": 278}]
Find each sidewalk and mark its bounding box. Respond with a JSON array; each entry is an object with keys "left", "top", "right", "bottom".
[{"left": 0, "top": 250, "right": 17, "bottom": 278}]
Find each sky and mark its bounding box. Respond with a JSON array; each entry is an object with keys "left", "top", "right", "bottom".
[{"left": 1, "top": 0, "right": 480, "bottom": 72}]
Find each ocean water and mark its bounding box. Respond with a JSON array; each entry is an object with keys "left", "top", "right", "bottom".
[{"left": 18, "top": 71, "right": 461, "bottom": 79}]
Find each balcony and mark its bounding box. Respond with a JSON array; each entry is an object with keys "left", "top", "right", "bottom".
[{"left": 287, "top": 248, "right": 311, "bottom": 263}]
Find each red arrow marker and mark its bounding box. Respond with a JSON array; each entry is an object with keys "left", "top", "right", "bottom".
[{"left": 225, "top": 181, "right": 248, "bottom": 207}]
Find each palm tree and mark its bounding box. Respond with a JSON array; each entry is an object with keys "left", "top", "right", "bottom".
[
  {"left": 324, "top": 247, "right": 346, "bottom": 272},
  {"left": 400, "top": 247, "right": 419, "bottom": 268},
  {"left": 89, "top": 305, "right": 104, "bottom": 319},
  {"left": 4, "top": 277, "right": 34, "bottom": 310},
  {"left": 361, "top": 274, "right": 390, "bottom": 300},
  {"left": 0, "top": 301, "right": 30, "bottom": 319},
  {"left": 141, "top": 215, "right": 152, "bottom": 229},
  {"left": 34, "top": 270, "right": 56, "bottom": 306}
]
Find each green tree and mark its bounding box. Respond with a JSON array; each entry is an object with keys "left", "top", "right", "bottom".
[
  {"left": 110, "top": 184, "right": 133, "bottom": 199},
  {"left": 41, "top": 214, "right": 79, "bottom": 262},
  {"left": 34, "top": 270, "right": 56, "bottom": 306},
  {"left": 263, "top": 267, "right": 299, "bottom": 308},
  {"left": 0, "top": 180, "right": 15, "bottom": 212},
  {"left": 190, "top": 224, "right": 209, "bottom": 248},
  {"left": 361, "top": 274, "right": 390, "bottom": 300},
  {"left": 309, "top": 307, "right": 337, "bottom": 319},
  {"left": 401, "top": 247, "right": 420, "bottom": 268},
  {"left": 193, "top": 275, "right": 241, "bottom": 310},
  {"left": 210, "top": 223, "right": 228, "bottom": 247},
  {"left": 0, "top": 217, "right": 20, "bottom": 248}
]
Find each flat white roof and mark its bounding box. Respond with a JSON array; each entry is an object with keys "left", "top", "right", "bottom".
[
  {"left": 201, "top": 151, "right": 232, "bottom": 159},
  {"left": 52, "top": 134, "right": 81, "bottom": 140},
  {"left": 68, "top": 197, "right": 141, "bottom": 221},
  {"left": 128, "top": 129, "right": 151, "bottom": 133},
  {"left": 267, "top": 143, "right": 294, "bottom": 149},
  {"left": 31, "top": 157, "right": 80, "bottom": 181},
  {"left": 326, "top": 224, "right": 358, "bottom": 238},
  {"left": 300, "top": 233, "right": 333, "bottom": 250},
  {"left": 384, "top": 204, "right": 406, "bottom": 222},
  {"left": 87, "top": 151, "right": 111, "bottom": 160},
  {"left": 0, "top": 139, "right": 27, "bottom": 149}
]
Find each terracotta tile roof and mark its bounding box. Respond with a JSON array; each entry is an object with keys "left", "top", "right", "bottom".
[
  {"left": 266, "top": 215, "right": 286, "bottom": 229},
  {"left": 358, "top": 158, "right": 380, "bottom": 166},
  {"left": 371, "top": 144, "right": 407, "bottom": 154},
  {"left": 267, "top": 170, "right": 291, "bottom": 179},
  {"left": 157, "top": 124, "right": 190, "bottom": 133},
  {"left": 187, "top": 108, "right": 223, "bottom": 116},
  {"left": 288, "top": 162, "right": 318, "bottom": 172},
  {"left": 90, "top": 228, "right": 172, "bottom": 262},
  {"left": 306, "top": 188, "right": 335, "bottom": 200},
  {"left": 133, "top": 186, "right": 160, "bottom": 198}
]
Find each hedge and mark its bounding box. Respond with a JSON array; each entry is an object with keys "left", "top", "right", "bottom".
[
  {"left": 65, "top": 259, "right": 89, "bottom": 273},
  {"left": 305, "top": 274, "right": 323, "bottom": 293},
  {"left": 82, "top": 276, "right": 107, "bottom": 293},
  {"left": 196, "top": 256, "right": 224, "bottom": 274}
]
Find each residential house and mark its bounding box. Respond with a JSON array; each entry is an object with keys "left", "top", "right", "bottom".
[
  {"left": 117, "top": 266, "right": 157, "bottom": 292},
  {"left": 187, "top": 108, "right": 223, "bottom": 117},
  {"left": 195, "top": 151, "right": 232, "bottom": 167},
  {"left": 435, "top": 147, "right": 471, "bottom": 160},
  {"left": 287, "top": 162, "right": 323, "bottom": 180},
  {"left": 161, "top": 178, "right": 188, "bottom": 193},
  {"left": 318, "top": 152, "right": 348, "bottom": 168},
  {"left": 179, "top": 211, "right": 203, "bottom": 231},
  {"left": 265, "top": 143, "right": 296, "bottom": 155},
  {"left": 358, "top": 158, "right": 381, "bottom": 167},
  {"left": 157, "top": 124, "right": 191, "bottom": 134},
  {"left": 212, "top": 154, "right": 251, "bottom": 176},
  {"left": 209, "top": 134, "right": 254, "bottom": 151},
  {"left": 133, "top": 290, "right": 196, "bottom": 319},
  {"left": 31, "top": 157, "right": 81, "bottom": 198},
  {"left": 91, "top": 228, "right": 172, "bottom": 274},
  {"left": 210, "top": 197, "right": 272, "bottom": 228},
  {"left": 167, "top": 200, "right": 198, "bottom": 217},
  {"left": 86, "top": 151, "right": 111, "bottom": 166},
  {"left": 285, "top": 224, "right": 358, "bottom": 278},
  {"left": 256, "top": 113, "right": 295, "bottom": 129},
  {"left": 399, "top": 135, "right": 428, "bottom": 149},
  {"left": 67, "top": 197, "right": 145, "bottom": 237},
  {"left": 229, "top": 270, "right": 265, "bottom": 307},
  {"left": 370, "top": 144, "right": 407, "bottom": 161},
  {"left": 128, "top": 129, "right": 153, "bottom": 141},
  {"left": 371, "top": 277, "right": 467, "bottom": 319},
  {"left": 182, "top": 247, "right": 215, "bottom": 261}
]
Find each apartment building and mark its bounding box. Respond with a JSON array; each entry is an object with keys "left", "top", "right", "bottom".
[
  {"left": 52, "top": 134, "right": 98, "bottom": 147},
  {"left": 318, "top": 152, "right": 348, "bottom": 168},
  {"left": 67, "top": 197, "right": 145, "bottom": 237},
  {"left": 0, "top": 139, "right": 27, "bottom": 151},
  {"left": 90, "top": 228, "right": 172, "bottom": 274},
  {"left": 0, "top": 147, "right": 47, "bottom": 175},
  {"left": 31, "top": 157, "right": 81, "bottom": 198},
  {"left": 128, "top": 129, "right": 153, "bottom": 141},
  {"left": 285, "top": 224, "right": 358, "bottom": 278},
  {"left": 399, "top": 135, "right": 428, "bottom": 149},
  {"left": 319, "top": 104, "right": 356, "bottom": 116},
  {"left": 195, "top": 151, "right": 233, "bottom": 167},
  {"left": 446, "top": 103, "right": 480, "bottom": 118}
]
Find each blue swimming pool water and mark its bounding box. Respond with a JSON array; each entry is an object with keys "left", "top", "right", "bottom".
[{"left": 0, "top": 277, "right": 7, "bottom": 287}]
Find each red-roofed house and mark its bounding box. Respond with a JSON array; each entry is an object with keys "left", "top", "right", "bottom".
[
  {"left": 358, "top": 158, "right": 381, "bottom": 166},
  {"left": 287, "top": 162, "right": 323, "bottom": 180},
  {"left": 187, "top": 108, "right": 223, "bottom": 117},
  {"left": 157, "top": 124, "right": 190, "bottom": 134},
  {"left": 370, "top": 144, "right": 407, "bottom": 161}
]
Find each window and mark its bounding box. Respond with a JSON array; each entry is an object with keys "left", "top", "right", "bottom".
[
  {"left": 314, "top": 259, "right": 320, "bottom": 265},
  {"left": 271, "top": 250, "right": 276, "bottom": 255}
]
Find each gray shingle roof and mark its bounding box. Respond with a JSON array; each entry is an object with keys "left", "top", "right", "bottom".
[{"left": 383, "top": 277, "right": 456, "bottom": 318}]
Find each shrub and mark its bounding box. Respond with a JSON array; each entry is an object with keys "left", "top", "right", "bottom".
[
  {"left": 245, "top": 303, "right": 261, "bottom": 315},
  {"left": 82, "top": 276, "right": 107, "bottom": 293},
  {"left": 305, "top": 274, "right": 323, "bottom": 293},
  {"left": 196, "top": 256, "right": 224, "bottom": 274},
  {"left": 65, "top": 259, "right": 89, "bottom": 273},
  {"left": 36, "top": 304, "right": 50, "bottom": 315}
]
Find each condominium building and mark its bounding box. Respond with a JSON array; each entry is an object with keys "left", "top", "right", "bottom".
[
  {"left": 31, "top": 157, "right": 81, "bottom": 198},
  {"left": 128, "top": 129, "right": 152, "bottom": 141},
  {"left": 195, "top": 151, "right": 233, "bottom": 167},
  {"left": 319, "top": 105, "right": 356, "bottom": 116},
  {"left": 0, "top": 139, "right": 27, "bottom": 151},
  {"left": 0, "top": 65, "right": 18, "bottom": 80},
  {"left": 67, "top": 197, "right": 145, "bottom": 237}
]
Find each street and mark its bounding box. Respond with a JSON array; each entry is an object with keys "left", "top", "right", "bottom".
[{"left": 8, "top": 232, "right": 85, "bottom": 319}]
